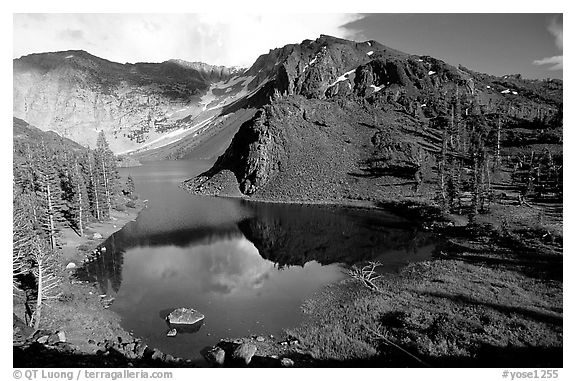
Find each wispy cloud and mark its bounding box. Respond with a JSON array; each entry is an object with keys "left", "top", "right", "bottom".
[
  {"left": 533, "top": 16, "right": 563, "bottom": 70},
  {"left": 57, "top": 29, "right": 85, "bottom": 41},
  {"left": 533, "top": 55, "right": 563, "bottom": 71},
  {"left": 14, "top": 13, "right": 362, "bottom": 68}
]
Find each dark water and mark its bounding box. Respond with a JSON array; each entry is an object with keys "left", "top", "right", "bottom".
[{"left": 77, "top": 160, "right": 437, "bottom": 364}]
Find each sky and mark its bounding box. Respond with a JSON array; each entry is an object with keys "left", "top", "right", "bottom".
[{"left": 13, "top": 13, "right": 563, "bottom": 80}]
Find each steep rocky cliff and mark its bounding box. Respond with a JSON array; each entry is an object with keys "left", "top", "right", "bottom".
[
  {"left": 13, "top": 50, "right": 244, "bottom": 153},
  {"left": 184, "top": 35, "right": 562, "bottom": 203}
]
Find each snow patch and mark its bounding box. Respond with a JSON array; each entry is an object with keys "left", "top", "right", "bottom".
[
  {"left": 417, "top": 59, "right": 424, "bottom": 62},
  {"left": 512, "top": 91, "right": 518, "bottom": 95},
  {"left": 65, "top": 55, "right": 74, "bottom": 59},
  {"left": 370, "top": 84, "right": 384, "bottom": 93},
  {"left": 118, "top": 116, "right": 216, "bottom": 154},
  {"left": 501, "top": 89, "right": 511, "bottom": 94},
  {"left": 366, "top": 41, "right": 371, "bottom": 46},
  {"left": 367, "top": 51, "right": 374, "bottom": 56},
  {"left": 328, "top": 69, "right": 356, "bottom": 87},
  {"left": 309, "top": 57, "right": 318, "bottom": 66},
  {"left": 486, "top": 85, "right": 491, "bottom": 89},
  {"left": 428, "top": 70, "right": 436, "bottom": 75},
  {"left": 421, "top": 104, "right": 427, "bottom": 108}
]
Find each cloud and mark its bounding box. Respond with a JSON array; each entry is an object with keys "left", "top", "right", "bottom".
[
  {"left": 533, "top": 55, "right": 563, "bottom": 71},
  {"left": 13, "top": 13, "right": 363, "bottom": 68},
  {"left": 57, "top": 29, "right": 85, "bottom": 41},
  {"left": 533, "top": 16, "right": 563, "bottom": 71}
]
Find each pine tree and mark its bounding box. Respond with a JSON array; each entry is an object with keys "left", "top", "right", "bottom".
[
  {"left": 30, "top": 236, "right": 61, "bottom": 329},
  {"left": 84, "top": 150, "right": 102, "bottom": 220},
  {"left": 124, "top": 175, "right": 136, "bottom": 199},
  {"left": 34, "top": 142, "right": 66, "bottom": 250},
  {"left": 95, "top": 131, "right": 119, "bottom": 218},
  {"left": 68, "top": 158, "right": 91, "bottom": 236}
]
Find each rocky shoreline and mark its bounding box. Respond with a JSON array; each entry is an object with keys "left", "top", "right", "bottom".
[
  {"left": 14, "top": 187, "right": 562, "bottom": 368},
  {"left": 13, "top": 203, "right": 200, "bottom": 368}
]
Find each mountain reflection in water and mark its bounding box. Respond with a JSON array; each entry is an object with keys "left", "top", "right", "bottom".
[
  {"left": 76, "top": 197, "right": 436, "bottom": 363},
  {"left": 77, "top": 201, "right": 435, "bottom": 295}
]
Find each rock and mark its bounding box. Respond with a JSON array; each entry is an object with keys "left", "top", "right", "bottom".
[
  {"left": 203, "top": 346, "right": 226, "bottom": 366},
  {"left": 37, "top": 335, "right": 49, "bottom": 344},
  {"left": 166, "top": 308, "right": 204, "bottom": 325},
  {"left": 65, "top": 262, "right": 76, "bottom": 269},
  {"left": 93, "top": 232, "right": 103, "bottom": 239},
  {"left": 255, "top": 336, "right": 265, "bottom": 342},
  {"left": 281, "top": 358, "right": 295, "bottom": 367},
  {"left": 232, "top": 343, "right": 257, "bottom": 365},
  {"left": 57, "top": 331, "right": 66, "bottom": 343},
  {"left": 134, "top": 342, "right": 148, "bottom": 358},
  {"left": 166, "top": 329, "right": 177, "bottom": 337},
  {"left": 151, "top": 349, "right": 165, "bottom": 361},
  {"left": 101, "top": 247, "right": 107, "bottom": 252}
]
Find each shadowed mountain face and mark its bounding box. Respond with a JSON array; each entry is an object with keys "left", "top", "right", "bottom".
[
  {"left": 13, "top": 117, "right": 84, "bottom": 152},
  {"left": 184, "top": 34, "right": 562, "bottom": 203}
]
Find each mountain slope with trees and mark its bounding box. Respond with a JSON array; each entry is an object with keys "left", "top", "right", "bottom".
[
  {"left": 185, "top": 35, "right": 562, "bottom": 218},
  {"left": 12, "top": 118, "right": 137, "bottom": 329}
]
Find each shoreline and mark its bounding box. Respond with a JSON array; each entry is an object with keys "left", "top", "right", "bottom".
[
  {"left": 15, "top": 184, "right": 563, "bottom": 367},
  {"left": 13, "top": 202, "right": 196, "bottom": 367}
]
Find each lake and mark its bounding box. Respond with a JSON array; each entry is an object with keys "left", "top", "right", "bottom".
[{"left": 76, "top": 160, "right": 437, "bottom": 364}]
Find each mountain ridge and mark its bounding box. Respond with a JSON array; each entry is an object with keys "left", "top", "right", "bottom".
[{"left": 183, "top": 34, "right": 562, "bottom": 204}]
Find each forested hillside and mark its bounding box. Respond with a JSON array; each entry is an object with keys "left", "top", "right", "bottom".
[{"left": 13, "top": 118, "right": 137, "bottom": 329}]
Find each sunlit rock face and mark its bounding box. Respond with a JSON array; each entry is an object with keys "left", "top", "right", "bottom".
[{"left": 13, "top": 50, "right": 243, "bottom": 153}]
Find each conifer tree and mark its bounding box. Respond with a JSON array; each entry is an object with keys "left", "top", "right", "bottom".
[
  {"left": 95, "top": 131, "right": 119, "bottom": 218},
  {"left": 68, "top": 158, "right": 91, "bottom": 236},
  {"left": 34, "top": 142, "right": 66, "bottom": 250},
  {"left": 84, "top": 150, "right": 102, "bottom": 220}
]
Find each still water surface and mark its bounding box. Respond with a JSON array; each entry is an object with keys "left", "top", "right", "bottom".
[{"left": 77, "top": 160, "right": 436, "bottom": 363}]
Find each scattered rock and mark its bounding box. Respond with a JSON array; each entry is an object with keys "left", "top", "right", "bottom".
[
  {"left": 93, "top": 232, "right": 103, "bottom": 239},
  {"left": 65, "top": 262, "right": 76, "bottom": 269},
  {"left": 151, "top": 349, "right": 165, "bottom": 361},
  {"left": 281, "top": 357, "right": 295, "bottom": 367},
  {"left": 232, "top": 343, "right": 257, "bottom": 365},
  {"left": 203, "top": 346, "right": 226, "bottom": 366},
  {"left": 134, "top": 342, "right": 148, "bottom": 357},
  {"left": 102, "top": 298, "right": 115, "bottom": 308},
  {"left": 166, "top": 308, "right": 205, "bottom": 325},
  {"left": 166, "top": 329, "right": 177, "bottom": 337}
]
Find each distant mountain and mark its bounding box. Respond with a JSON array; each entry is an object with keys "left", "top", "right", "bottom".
[
  {"left": 183, "top": 34, "right": 563, "bottom": 203},
  {"left": 13, "top": 50, "right": 245, "bottom": 153}
]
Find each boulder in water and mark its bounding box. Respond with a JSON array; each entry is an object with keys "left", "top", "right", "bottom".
[
  {"left": 166, "top": 308, "right": 205, "bottom": 325},
  {"left": 166, "top": 328, "right": 177, "bottom": 337}
]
